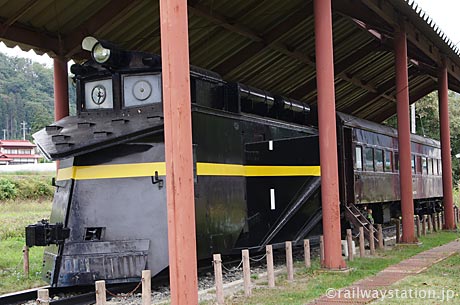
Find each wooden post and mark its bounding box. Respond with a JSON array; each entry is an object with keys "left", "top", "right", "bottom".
[
  {"left": 396, "top": 219, "right": 401, "bottom": 243},
  {"left": 428, "top": 214, "right": 432, "bottom": 233},
  {"left": 369, "top": 224, "right": 375, "bottom": 255},
  {"left": 433, "top": 213, "right": 438, "bottom": 232},
  {"left": 319, "top": 235, "right": 324, "bottom": 266},
  {"left": 304, "top": 239, "right": 311, "bottom": 268},
  {"left": 286, "top": 241, "right": 294, "bottom": 281},
  {"left": 416, "top": 215, "right": 421, "bottom": 238},
  {"left": 37, "top": 289, "right": 49, "bottom": 305},
  {"left": 377, "top": 224, "right": 384, "bottom": 250},
  {"left": 454, "top": 207, "right": 458, "bottom": 225},
  {"left": 422, "top": 215, "right": 427, "bottom": 236},
  {"left": 346, "top": 229, "right": 353, "bottom": 261},
  {"left": 266, "top": 245, "right": 275, "bottom": 288},
  {"left": 95, "top": 280, "right": 106, "bottom": 305},
  {"left": 359, "top": 226, "right": 365, "bottom": 257},
  {"left": 142, "top": 270, "right": 151, "bottom": 305},
  {"left": 160, "top": 0, "right": 198, "bottom": 304},
  {"left": 213, "top": 254, "right": 224, "bottom": 305},
  {"left": 23, "top": 245, "right": 29, "bottom": 278},
  {"left": 242, "top": 250, "right": 251, "bottom": 297}
]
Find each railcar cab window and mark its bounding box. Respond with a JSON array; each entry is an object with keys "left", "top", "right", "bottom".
[
  {"left": 422, "top": 157, "right": 427, "bottom": 174},
  {"left": 375, "top": 149, "right": 383, "bottom": 172},
  {"left": 122, "top": 74, "right": 162, "bottom": 108},
  {"left": 355, "top": 146, "right": 363, "bottom": 170},
  {"left": 364, "top": 147, "right": 374, "bottom": 171},
  {"left": 84, "top": 79, "right": 114, "bottom": 110},
  {"left": 411, "top": 155, "right": 415, "bottom": 173},
  {"left": 384, "top": 150, "right": 392, "bottom": 172},
  {"left": 433, "top": 159, "right": 438, "bottom": 175}
]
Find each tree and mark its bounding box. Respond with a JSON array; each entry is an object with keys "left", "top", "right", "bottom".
[
  {"left": 384, "top": 91, "right": 460, "bottom": 186},
  {"left": 0, "top": 53, "right": 75, "bottom": 140}
]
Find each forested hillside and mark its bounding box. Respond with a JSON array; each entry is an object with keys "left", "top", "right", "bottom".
[{"left": 0, "top": 53, "right": 74, "bottom": 140}]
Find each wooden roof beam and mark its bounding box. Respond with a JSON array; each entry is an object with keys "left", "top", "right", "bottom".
[
  {"left": 360, "top": 0, "right": 460, "bottom": 83},
  {"left": 365, "top": 80, "right": 435, "bottom": 122},
  {"left": 0, "top": 19, "right": 59, "bottom": 56},
  {"left": 3, "top": 0, "right": 40, "bottom": 27},
  {"left": 289, "top": 41, "right": 380, "bottom": 100},
  {"left": 206, "top": 4, "right": 313, "bottom": 77}
]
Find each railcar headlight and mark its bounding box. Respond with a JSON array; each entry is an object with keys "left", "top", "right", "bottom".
[
  {"left": 82, "top": 36, "right": 128, "bottom": 68},
  {"left": 92, "top": 43, "right": 111, "bottom": 64}
]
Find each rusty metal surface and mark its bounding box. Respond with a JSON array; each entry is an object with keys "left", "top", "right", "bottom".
[{"left": 1, "top": 0, "right": 460, "bottom": 122}]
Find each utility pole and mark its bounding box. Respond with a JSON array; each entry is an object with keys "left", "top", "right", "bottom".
[{"left": 21, "top": 121, "right": 27, "bottom": 140}]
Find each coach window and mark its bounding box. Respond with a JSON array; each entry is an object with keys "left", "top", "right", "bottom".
[
  {"left": 355, "top": 146, "right": 363, "bottom": 170},
  {"left": 428, "top": 158, "right": 433, "bottom": 175},
  {"left": 433, "top": 159, "right": 438, "bottom": 175},
  {"left": 422, "top": 157, "right": 427, "bottom": 174},
  {"left": 375, "top": 149, "right": 384, "bottom": 172},
  {"left": 439, "top": 159, "right": 442, "bottom": 174},
  {"left": 394, "top": 153, "right": 399, "bottom": 171},
  {"left": 384, "top": 150, "right": 392, "bottom": 172},
  {"left": 411, "top": 155, "right": 415, "bottom": 173},
  {"left": 416, "top": 156, "right": 422, "bottom": 174},
  {"left": 364, "top": 147, "right": 374, "bottom": 171}
]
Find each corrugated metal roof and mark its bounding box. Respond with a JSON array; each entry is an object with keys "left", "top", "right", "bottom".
[{"left": 0, "top": 0, "right": 459, "bottom": 122}]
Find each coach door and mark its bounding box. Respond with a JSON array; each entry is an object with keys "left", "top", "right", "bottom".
[{"left": 340, "top": 127, "right": 356, "bottom": 205}]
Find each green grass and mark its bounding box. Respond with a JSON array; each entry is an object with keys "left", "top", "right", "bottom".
[
  {"left": 369, "top": 253, "right": 460, "bottom": 304},
  {"left": 215, "top": 231, "right": 460, "bottom": 305},
  {"left": 0, "top": 200, "right": 52, "bottom": 294}
]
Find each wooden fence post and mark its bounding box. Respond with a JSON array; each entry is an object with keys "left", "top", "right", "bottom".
[
  {"left": 377, "top": 224, "right": 384, "bottom": 250},
  {"left": 266, "top": 245, "right": 275, "bottom": 288},
  {"left": 213, "top": 254, "right": 224, "bottom": 305},
  {"left": 422, "top": 215, "right": 427, "bottom": 236},
  {"left": 359, "top": 226, "right": 365, "bottom": 257},
  {"left": 346, "top": 229, "right": 353, "bottom": 261},
  {"left": 396, "top": 219, "right": 401, "bottom": 243},
  {"left": 23, "top": 245, "right": 29, "bottom": 278},
  {"left": 319, "top": 235, "right": 324, "bottom": 266},
  {"left": 286, "top": 241, "right": 294, "bottom": 281},
  {"left": 37, "top": 289, "right": 49, "bottom": 305},
  {"left": 369, "top": 224, "right": 375, "bottom": 255},
  {"left": 95, "top": 280, "right": 106, "bottom": 305},
  {"left": 242, "top": 250, "right": 251, "bottom": 297},
  {"left": 416, "top": 215, "right": 421, "bottom": 238},
  {"left": 304, "top": 239, "right": 311, "bottom": 268},
  {"left": 142, "top": 270, "right": 151, "bottom": 305},
  {"left": 432, "top": 213, "right": 438, "bottom": 232},
  {"left": 428, "top": 214, "right": 432, "bottom": 233}
]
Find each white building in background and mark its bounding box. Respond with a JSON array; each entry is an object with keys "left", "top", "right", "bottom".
[{"left": 0, "top": 140, "right": 41, "bottom": 165}]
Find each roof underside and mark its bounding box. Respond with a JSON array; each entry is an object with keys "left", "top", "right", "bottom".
[{"left": 1, "top": 0, "right": 460, "bottom": 122}]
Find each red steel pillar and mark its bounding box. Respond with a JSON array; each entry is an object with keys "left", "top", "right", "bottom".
[
  {"left": 395, "top": 28, "right": 416, "bottom": 243},
  {"left": 314, "top": 0, "right": 346, "bottom": 269},
  {"left": 53, "top": 57, "right": 69, "bottom": 120},
  {"left": 438, "top": 61, "right": 456, "bottom": 230},
  {"left": 159, "top": 0, "right": 198, "bottom": 304}
]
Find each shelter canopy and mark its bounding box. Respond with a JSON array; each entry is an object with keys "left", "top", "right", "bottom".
[{"left": 1, "top": 0, "right": 460, "bottom": 122}]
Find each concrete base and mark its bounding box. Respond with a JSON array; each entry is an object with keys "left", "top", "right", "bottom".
[
  {"left": 318, "top": 267, "right": 354, "bottom": 274},
  {"left": 395, "top": 241, "right": 423, "bottom": 247}
]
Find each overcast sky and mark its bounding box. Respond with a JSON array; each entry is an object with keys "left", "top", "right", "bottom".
[{"left": 0, "top": 0, "right": 459, "bottom": 66}]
